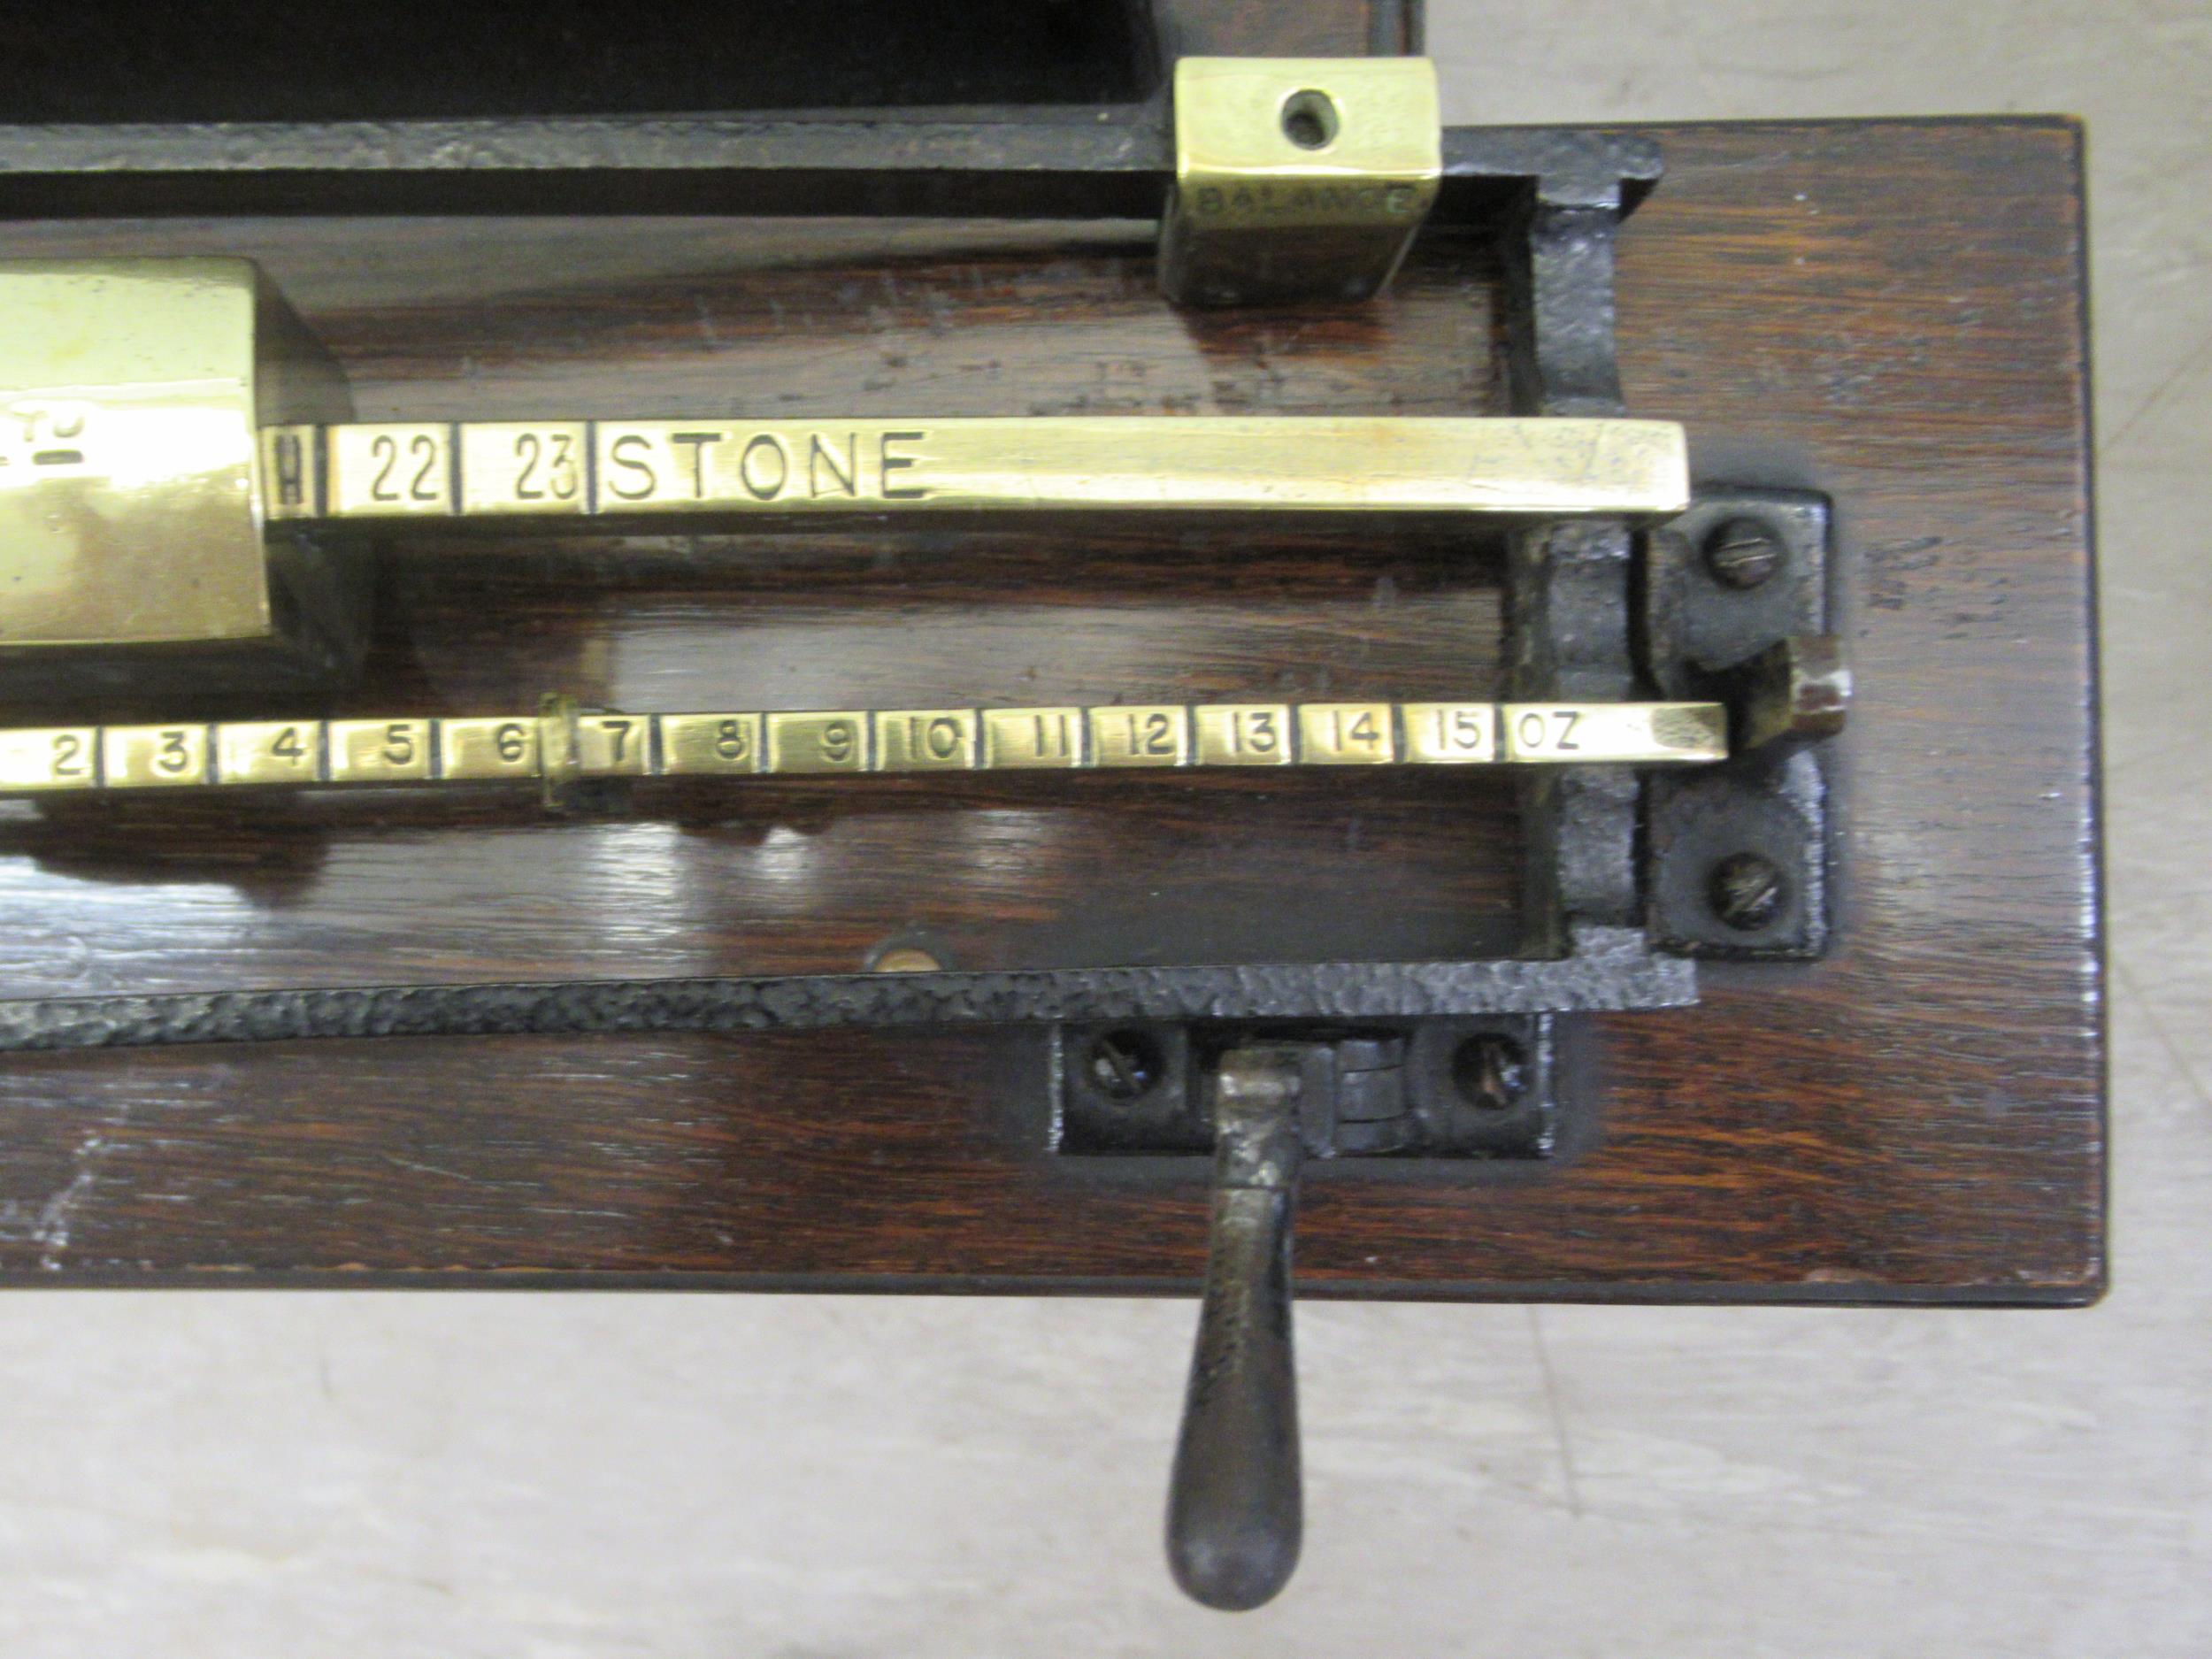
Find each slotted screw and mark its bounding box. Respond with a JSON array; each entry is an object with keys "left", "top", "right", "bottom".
[
  {"left": 1709, "top": 852, "right": 1786, "bottom": 932},
  {"left": 1451, "top": 1034, "right": 1527, "bottom": 1110},
  {"left": 1703, "top": 517, "right": 1783, "bottom": 589},
  {"left": 1086, "top": 1030, "right": 1160, "bottom": 1101}
]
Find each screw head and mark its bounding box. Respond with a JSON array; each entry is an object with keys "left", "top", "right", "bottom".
[
  {"left": 1708, "top": 852, "right": 1786, "bottom": 932},
  {"left": 1702, "top": 517, "right": 1784, "bottom": 590},
  {"left": 1085, "top": 1030, "right": 1162, "bottom": 1102},
  {"left": 1451, "top": 1034, "right": 1527, "bottom": 1111},
  {"left": 868, "top": 946, "right": 942, "bottom": 973}
]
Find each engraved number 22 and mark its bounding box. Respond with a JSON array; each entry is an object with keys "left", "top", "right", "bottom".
[{"left": 369, "top": 434, "right": 444, "bottom": 503}]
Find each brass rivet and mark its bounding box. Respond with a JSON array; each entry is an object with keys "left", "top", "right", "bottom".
[{"left": 869, "top": 946, "right": 942, "bottom": 973}]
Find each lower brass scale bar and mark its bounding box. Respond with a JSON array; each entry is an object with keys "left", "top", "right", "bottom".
[{"left": 0, "top": 700, "right": 1724, "bottom": 796}]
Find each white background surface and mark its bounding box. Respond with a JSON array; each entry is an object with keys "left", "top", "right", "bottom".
[{"left": 2, "top": 6, "right": 2206, "bottom": 1654}]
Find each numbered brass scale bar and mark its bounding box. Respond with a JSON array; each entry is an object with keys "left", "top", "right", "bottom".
[
  {"left": 259, "top": 418, "right": 1689, "bottom": 521},
  {"left": 0, "top": 700, "right": 1724, "bottom": 796}
]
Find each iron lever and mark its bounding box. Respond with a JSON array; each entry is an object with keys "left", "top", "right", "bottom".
[{"left": 1166, "top": 1047, "right": 1306, "bottom": 1610}]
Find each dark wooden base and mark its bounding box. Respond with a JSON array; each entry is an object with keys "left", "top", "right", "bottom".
[{"left": 0, "top": 119, "right": 2101, "bottom": 1302}]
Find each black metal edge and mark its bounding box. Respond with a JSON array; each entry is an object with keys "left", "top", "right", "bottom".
[
  {"left": 0, "top": 927, "right": 1691, "bottom": 1054},
  {"left": 1379, "top": 0, "right": 1424, "bottom": 57},
  {"left": 0, "top": 116, "right": 1660, "bottom": 222}
]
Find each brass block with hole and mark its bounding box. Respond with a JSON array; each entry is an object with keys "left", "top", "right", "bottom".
[{"left": 1159, "top": 57, "right": 1442, "bottom": 307}]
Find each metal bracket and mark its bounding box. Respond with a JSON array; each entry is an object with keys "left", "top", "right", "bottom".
[
  {"left": 1058, "top": 1018, "right": 1555, "bottom": 1160},
  {"left": 1646, "top": 488, "right": 1839, "bottom": 958}
]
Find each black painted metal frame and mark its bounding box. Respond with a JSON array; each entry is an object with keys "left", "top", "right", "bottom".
[
  {"left": 0, "top": 106, "right": 1827, "bottom": 1116},
  {"left": 0, "top": 117, "right": 1657, "bottom": 221},
  {"left": 0, "top": 928, "right": 1686, "bottom": 1052}
]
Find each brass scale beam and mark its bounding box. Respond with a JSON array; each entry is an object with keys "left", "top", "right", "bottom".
[
  {"left": 0, "top": 58, "right": 1718, "bottom": 803},
  {"left": 0, "top": 412, "right": 1720, "bottom": 795},
  {"left": 0, "top": 56, "right": 1717, "bottom": 803}
]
